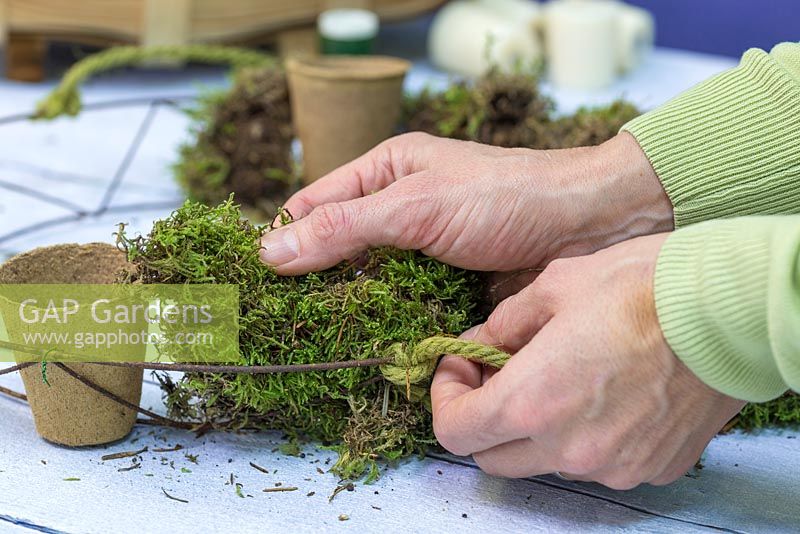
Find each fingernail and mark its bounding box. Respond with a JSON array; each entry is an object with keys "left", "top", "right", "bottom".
[
  {"left": 459, "top": 325, "right": 483, "bottom": 340},
  {"left": 260, "top": 227, "right": 299, "bottom": 266}
]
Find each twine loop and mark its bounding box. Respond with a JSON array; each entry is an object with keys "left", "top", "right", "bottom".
[
  {"left": 34, "top": 45, "right": 275, "bottom": 120},
  {"left": 381, "top": 336, "right": 510, "bottom": 399}
]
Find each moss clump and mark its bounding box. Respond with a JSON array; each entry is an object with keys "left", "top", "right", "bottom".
[
  {"left": 404, "top": 71, "right": 554, "bottom": 148},
  {"left": 537, "top": 100, "right": 641, "bottom": 149},
  {"left": 404, "top": 70, "right": 640, "bottom": 150},
  {"left": 737, "top": 393, "right": 800, "bottom": 431},
  {"left": 117, "top": 197, "right": 484, "bottom": 480},
  {"left": 174, "top": 67, "right": 295, "bottom": 217}
]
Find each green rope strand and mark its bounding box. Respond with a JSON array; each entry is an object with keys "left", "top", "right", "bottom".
[
  {"left": 381, "top": 336, "right": 510, "bottom": 399},
  {"left": 34, "top": 44, "right": 275, "bottom": 120}
]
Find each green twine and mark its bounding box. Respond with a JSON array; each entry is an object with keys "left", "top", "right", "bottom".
[
  {"left": 41, "top": 360, "right": 49, "bottom": 386},
  {"left": 41, "top": 348, "right": 59, "bottom": 386},
  {"left": 34, "top": 44, "right": 275, "bottom": 120},
  {"left": 381, "top": 336, "right": 510, "bottom": 400}
]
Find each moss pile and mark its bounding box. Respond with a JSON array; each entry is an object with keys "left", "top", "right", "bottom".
[
  {"left": 403, "top": 71, "right": 639, "bottom": 150},
  {"left": 404, "top": 72, "right": 553, "bottom": 147},
  {"left": 174, "top": 67, "right": 295, "bottom": 218},
  {"left": 537, "top": 100, "right": 641, "bottom": 149},
  {"left": 117, "top": 197, "right": 484, "bottom": 480}
]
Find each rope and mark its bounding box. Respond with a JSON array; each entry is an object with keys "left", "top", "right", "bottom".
[
  {"left": 381, "top": 336, "right": 510, "bottom": 399},
  {"left": 0, "top": 337, "right": 508, "bottom": 385},
  {"left": 0, "top": 336, "right": 509, "bottom": 411},
  {"left": 34, "top": 45, "right": 275, "bottom": 120},
  {"left": 382, "top": 336, "right": 509, "bottom": 386}
]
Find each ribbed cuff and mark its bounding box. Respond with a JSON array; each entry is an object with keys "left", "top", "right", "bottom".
[
  {"left": 655, "top": 218, "right": 791, "bottom": 402},
  {"left": 622, "top": 45, "right": 800, "bottom": 228}
]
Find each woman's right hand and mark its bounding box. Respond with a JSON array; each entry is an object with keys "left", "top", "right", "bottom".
[{"left": 259, "top": 132, "right": 673, "bottom": 277}]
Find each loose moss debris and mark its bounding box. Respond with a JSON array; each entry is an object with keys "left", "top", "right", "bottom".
[
  {"left": 249, "top": 462, "right": 270, "bottom": 474},
  {"left": 162, "top": 488, "right": 189, "bottom": 503},
  {"left": 263, "top": 486, "right": 299, "bottom": 493},
  {"left": 117, "top": 197, "right": 484, "bottom": 480},
  {"left": 101, "top": 447, "right": 148, "bottom": 461}
]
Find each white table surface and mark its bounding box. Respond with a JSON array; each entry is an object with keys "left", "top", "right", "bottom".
[{"left": 1, "top": 47, "right": 798, "bottom": 534}]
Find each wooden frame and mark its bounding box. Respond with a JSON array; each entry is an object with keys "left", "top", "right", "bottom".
[{"left": 0, "top": 0, "right": 446, "bottom": 80}]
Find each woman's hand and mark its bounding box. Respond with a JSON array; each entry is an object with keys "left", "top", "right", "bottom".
[
  {"left": 260, "top": 132, "right": 673, "bottom": 275},
  {"left": 431, "top": 233, "right": 745, "bottom": 489}
]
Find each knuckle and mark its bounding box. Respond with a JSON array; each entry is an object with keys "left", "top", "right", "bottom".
[
  {"left": 654, "top": 456, "right": 700, "bottom": 486},
  {"left": 432, "top": 414, "right": 469, "bottom": 457},
  {"left": 533, "top": 260, "right": 571, "bottom": 304},
  {"left": 598, "top": 474, "right": 642, "bottom": 491},
  {"left": 561, "top": 443, "right": 605, "bottom": 475},
  {"left": 473, "top": 452, "right": 508, "bottom": 478},
  {"left": 504, "top": 392, "right": 548, "bottom": 436},
  {"left": 650, "top": 469, "right": 683, "bottom": 486},
  {"left": 309, "top": 203, "right": 350, "bottom": 241},
  {"left": 541, "top": 257, "right": 571, "bottom": 283},
  {"left": 481, "top": 308, "right": 509, "bottom": 345},
  {"left": 397, "top": 131, "right": 435, "bottom": 146}
]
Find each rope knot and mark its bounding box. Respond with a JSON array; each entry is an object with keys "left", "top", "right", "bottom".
[{"left": 380, "top": 336, "right": 511, "bottom": 400}]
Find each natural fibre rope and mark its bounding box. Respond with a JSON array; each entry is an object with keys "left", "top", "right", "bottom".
[
  {"left": 0, "top": 336, "right": 509, "bottom": 388},
  {"left": 0, "top": 337, "right": 510, "bottom": 428},
  {"left": 34, "top": 44, "right": 275, "bottom": 120}
]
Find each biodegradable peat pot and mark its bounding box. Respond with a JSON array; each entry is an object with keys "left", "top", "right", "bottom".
[
  {"left": 0, "top": 243, "right": 144, "bottom": 446},
  {"left": 286, "top": 55, "right": 411, "bottom": 183}
]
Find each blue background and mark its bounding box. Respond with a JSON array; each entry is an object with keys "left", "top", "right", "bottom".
[
  {"left": 621, "top": 1, "right": 797, "bottom": 57},
  {"left": 385, "top": 1, "right": 799, "bottom": 60}
]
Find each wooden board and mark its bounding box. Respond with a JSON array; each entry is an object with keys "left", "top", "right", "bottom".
[
  {"left": 0, "top": 0, "right": 445, "bottom": 43},
  {"left": 0, "top": 0, "right": 445, "bottom": 80},
  {"left": 0, "top": 368, "right": 798, "bottom": 533}
]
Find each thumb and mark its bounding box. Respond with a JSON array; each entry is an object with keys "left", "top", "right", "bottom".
[
  {"left": 471, "top": 278, "right": 555, "bottom": 353},
  {"left": 259, "top": 186, "right": 416, "bottom": 275}
]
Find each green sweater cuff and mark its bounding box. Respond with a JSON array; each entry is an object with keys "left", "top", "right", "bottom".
[
  {"left": 622, "top": 44, "right": 800, "bottom": 228},
  {"left": 655, "top": 216, "right": 800, "bottom": 402}
]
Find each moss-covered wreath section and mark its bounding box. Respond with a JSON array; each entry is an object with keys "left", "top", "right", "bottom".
[
  {"left": 174, "top": 67, "right": 295, "bottom": 217},
  {"left": 403, "top": 71, "right": 640, "bottom": 149},
  {"left": 117, "top": 198, "right": 484, "bottom": 480}
]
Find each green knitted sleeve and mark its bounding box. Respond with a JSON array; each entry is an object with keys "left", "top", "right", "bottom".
[
  {"left": 622, "top": 43, "right": 800, "bottom": 401},
  {"left": 655, "top": 216, "right": 800, "bottom": 401},
  {"left": 622, "top": 43, "right": 800, "bottom": 227}
]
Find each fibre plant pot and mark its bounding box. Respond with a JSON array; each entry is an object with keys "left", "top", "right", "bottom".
[
  {"left": 0, "top": 243, "right": 143, "bottom": 446},
  {"left": 286, "top": 55, "right": 410, "bottom": 183}
]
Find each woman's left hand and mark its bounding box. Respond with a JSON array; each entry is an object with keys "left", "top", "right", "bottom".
[{"left": 431, "top": 233, "right": 745, "bottom": 489}]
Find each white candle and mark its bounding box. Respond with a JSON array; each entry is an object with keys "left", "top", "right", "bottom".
[
  {"left": 615, "top": 3, "right": 654, "bottom": 73},
  {"left": 477, "top": 0, "right": 543, "bottom": 34},
  {"left": 428, "top": 0, "right": 542, "bottom": 77},
  {"left": 543, "top": 0, "right": 618, "bottom": 89}
]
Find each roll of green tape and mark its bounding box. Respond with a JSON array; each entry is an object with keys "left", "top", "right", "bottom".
[{"left": 318, "top": 8, "right": 379, "bottom": 55}]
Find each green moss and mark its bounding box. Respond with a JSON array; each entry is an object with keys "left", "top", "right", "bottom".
[
  {"left": 737, "top": 393, "right": 800, "bottom": 430},
  {"left": 117, "top": 197, "right": 484, "bottom": 479},
  {"left": 403, "top": 70, "right": 639, "bottom": 150},
  {"left": 404, "top": 70, "right": 554, "bottom": 148},
  {"left": 174, "top": 67, "right": 295, "bottom": 218},
  {"left": 539, "top": 100, "right": 641, "bottom": 149}
]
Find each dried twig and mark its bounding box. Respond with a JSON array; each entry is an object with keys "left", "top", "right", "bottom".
[{"left": 101, "top": 446, "right": 148, "bottom": 461}]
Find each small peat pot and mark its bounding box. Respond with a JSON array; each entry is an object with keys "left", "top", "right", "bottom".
[
  {"left": 286, "top": 55, "right": 410, "bottom": 183},
  {"left": 0, "top": 243, "right": 143, "bottom": 446}
]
